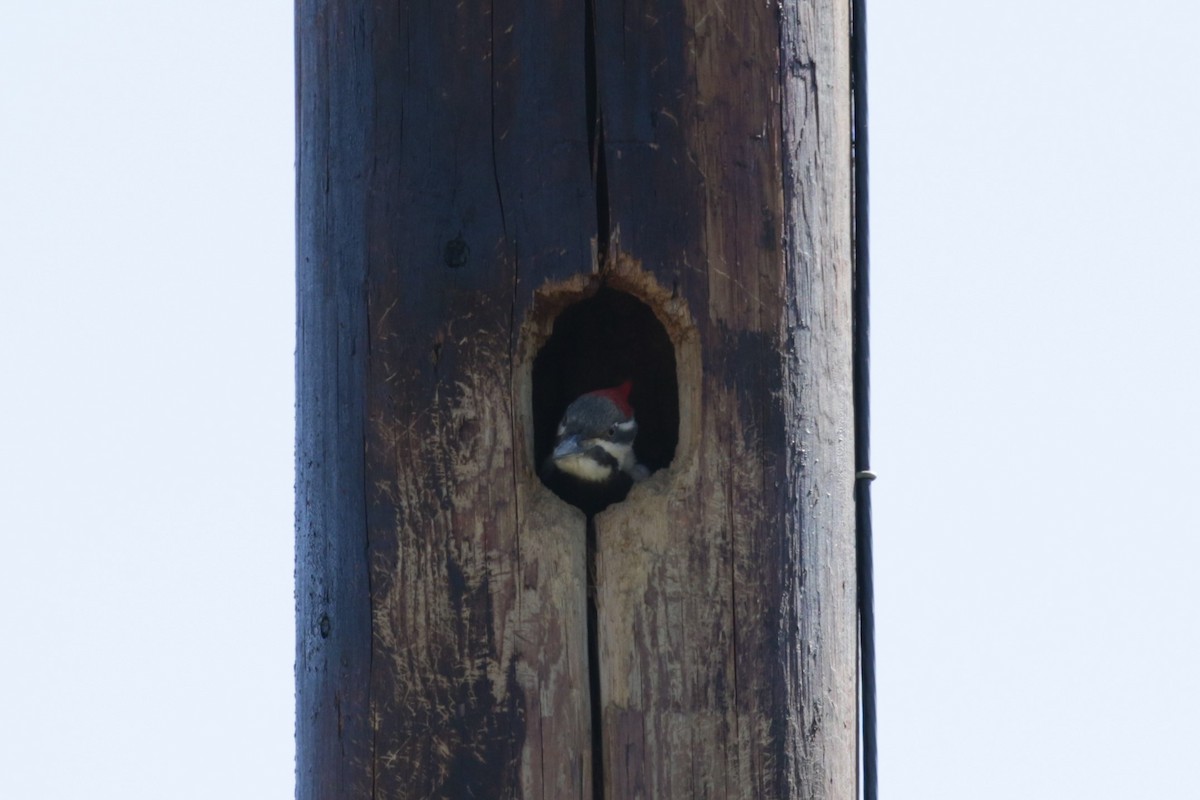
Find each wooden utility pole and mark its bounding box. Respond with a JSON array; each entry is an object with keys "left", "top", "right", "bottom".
[{"left": 296, "top": 1, "right": 855, "bottom": 798}]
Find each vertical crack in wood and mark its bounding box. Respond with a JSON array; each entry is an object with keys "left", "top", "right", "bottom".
[
  {"left": 488, "top": 0, "right": 523, "bottom": 703},
  {"left": 583, "top": 0, "right": 608, "bottom": 797},
  {"left": 585, "top": 515, "right": 604, "bottom": 800},
  {"left": 488, "top": 0, "right": 509, "bottom": 242},
  {"left": 585, "top": 0, "right": 610, "bottom": 272},
  {"left": 351, "top": 6, "right": 378, "bottom": 794}
]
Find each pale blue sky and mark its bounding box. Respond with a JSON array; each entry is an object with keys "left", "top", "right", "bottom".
[
  {"left": 2, "top": 2, "right": 1196, "bottom": 798},
  {"left": 871, "top": 1, "right": 1200, "bottom": 796},
  {"left": 1, "top": 3, "right": 294, "bottom": 797}
]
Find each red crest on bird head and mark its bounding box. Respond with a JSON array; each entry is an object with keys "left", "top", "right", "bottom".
[{"left": 588, "top": 380, "right": 634, "bottom": 418}]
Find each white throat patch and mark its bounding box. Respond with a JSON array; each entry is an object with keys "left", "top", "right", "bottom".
[{"left": 555, "top": 452, "right": 615, "bottom": 482}]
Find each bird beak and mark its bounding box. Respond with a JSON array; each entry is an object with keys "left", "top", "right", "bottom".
[{"left": 552, "top": 435, "right": 584, "bottom": 460}]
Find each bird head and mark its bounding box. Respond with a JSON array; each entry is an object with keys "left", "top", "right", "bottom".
[{"left": 548, "top": 380, "right": 641, "bottom": 484}]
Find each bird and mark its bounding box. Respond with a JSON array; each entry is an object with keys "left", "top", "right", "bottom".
[{"left": 540, "top": 380, "right": 649, "bottom": 515}]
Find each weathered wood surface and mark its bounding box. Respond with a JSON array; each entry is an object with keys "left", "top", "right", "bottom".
[
  {"left": 296, "top": 0, "right": 855, "bottom": 797},
  {"left": 297, "top": 1, "right": 597, "bottom": 797},
  {"left": 592, "top": 1, "right": 855, "bottom": 798},
  {"left": 295, "top": 2, "right": 373, "bottom": 795}
]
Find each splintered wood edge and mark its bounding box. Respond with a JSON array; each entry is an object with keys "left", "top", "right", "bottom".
[{"left": 515, "top": 257, "right": 701, "bottom": 515}]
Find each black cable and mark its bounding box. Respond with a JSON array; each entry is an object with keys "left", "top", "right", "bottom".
[{"left": 850, "top": 0, "right": 877, "bottom": 798}]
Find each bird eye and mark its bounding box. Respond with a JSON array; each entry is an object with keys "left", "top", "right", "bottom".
[{"left": 608, "top": 423, "right": 618, "bottom": 437}]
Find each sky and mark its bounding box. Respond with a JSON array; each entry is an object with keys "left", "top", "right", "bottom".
[
  {"left": 1, "top": 2, "right": 1197, "bottom": 799},
  {"left": 0, "top": 3, "right": 294, "bottom": 797},
  {"left": 870, "top": 1, "right": 1200, "bottom": 796}
]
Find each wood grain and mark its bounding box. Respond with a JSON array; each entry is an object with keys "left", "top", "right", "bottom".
[
  {"left": 593, "top": 0, "right": 855, "bottom": 797},
  {"left": 297, "top": 0, "right": 855, "bottom": 797}
]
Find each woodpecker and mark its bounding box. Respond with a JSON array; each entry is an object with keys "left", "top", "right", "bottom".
[{"left": 541, "top": 380, "right": 649, "bottom": 515}]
